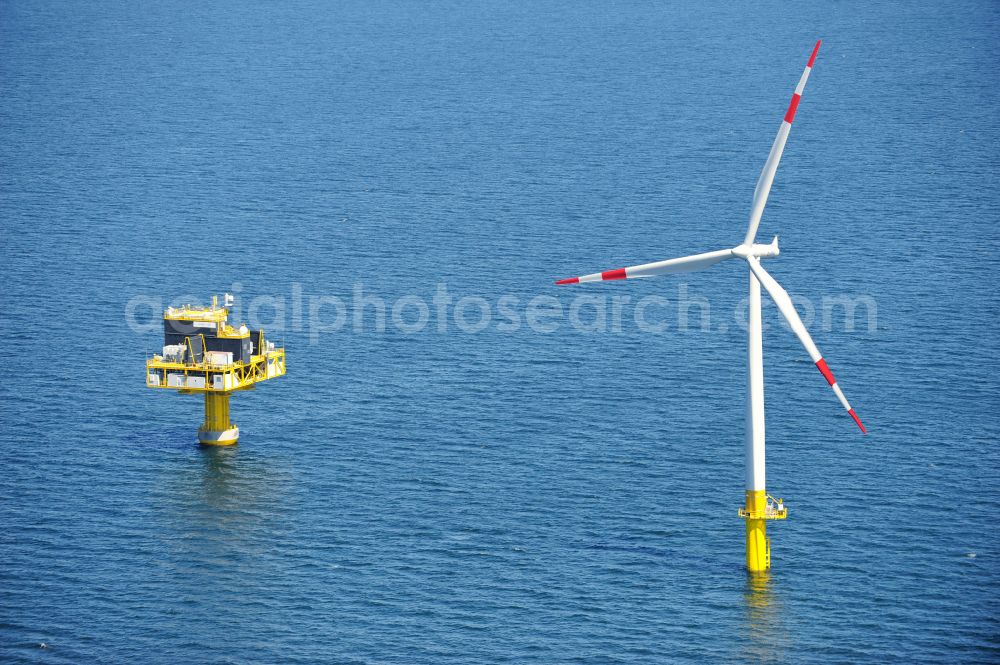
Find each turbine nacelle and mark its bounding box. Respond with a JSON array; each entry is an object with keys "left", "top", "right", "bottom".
[{"left": 733, "top": 236, "right": 780, "bottom": 260}]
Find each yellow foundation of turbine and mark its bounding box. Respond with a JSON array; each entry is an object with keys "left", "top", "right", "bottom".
[
  {"left": 198, "top": 392, "right": 239, "bottom": 446},
  {"left": 744, "top": 490, "right": 770, "bottom": 573}
]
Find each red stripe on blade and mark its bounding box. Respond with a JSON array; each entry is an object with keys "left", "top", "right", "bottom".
[
  {"left": 807, "top": 40, "right": 821, "bottom": 68},
  {"left": 784, "top": 93, "right": 802, "bottom": 124},
  {"left": 848, "top": 408, "right": 867, "bottom": 434},
  {"left": 555, "top": 277, "right": 580, "bottom": 285},
  {"left": 601, "top": 268, "right": 627, "bottom": 281},
  {"left": 816, "top": 358, "right": 836, "bottom": 386}
]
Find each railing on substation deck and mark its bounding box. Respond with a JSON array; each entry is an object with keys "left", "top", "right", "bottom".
[{"left": 146, "top": 348, "right": 285, "bottom": 392}]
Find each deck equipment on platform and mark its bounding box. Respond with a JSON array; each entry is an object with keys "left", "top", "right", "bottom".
[
  {"left": 146, "top": 294, "right": 286, "bottom": 445},
  {"left": 553, "top": 41, "right": 866, "bottom": 574}
]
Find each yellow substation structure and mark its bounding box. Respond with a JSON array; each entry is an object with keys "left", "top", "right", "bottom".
[
  {"left": 146, "top": 294, "right": 286, "bottom": 446},
  {"left": 740, "top": 490, "right": 787, "bottom": 574}
]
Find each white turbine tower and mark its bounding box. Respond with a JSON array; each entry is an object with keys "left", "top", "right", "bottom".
[{"left": 554, "top": 41, "right": 866, "bottom": 574}]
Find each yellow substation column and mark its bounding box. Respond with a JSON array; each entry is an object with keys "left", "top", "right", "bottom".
[
  {"left": 745, "top": 490, "right": 770, "bottom": 574},
  {"left": 198, "top": 392, "right": 239, "bottom": 446}
]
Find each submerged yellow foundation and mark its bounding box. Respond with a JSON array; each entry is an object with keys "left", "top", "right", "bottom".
[
  {"left": 744, "top": 490, "right": 770, "bottom": 573},
  {"left": 198, "top": 392, "right": 238, "bottom": 446}
]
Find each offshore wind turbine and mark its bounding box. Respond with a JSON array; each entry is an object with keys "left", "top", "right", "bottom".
[{"left": 554, "top": 41, "right": 866, "bottom": 574}]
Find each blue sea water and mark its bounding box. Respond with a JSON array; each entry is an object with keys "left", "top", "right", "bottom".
[{"left": 2, "top": 0, "right": 999, "bottom": 662}]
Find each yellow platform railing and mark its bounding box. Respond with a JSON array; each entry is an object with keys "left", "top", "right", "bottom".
[
  {"left": 738, "top": 494, "right": 788, "bottom": 520},
  {"left": 146, "top": 348, "right": 285, "bottom": 393}
]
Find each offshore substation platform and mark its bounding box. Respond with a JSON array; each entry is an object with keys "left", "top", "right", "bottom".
[{"left": 146, "top": 294, "right": 286, "bottom": 445}]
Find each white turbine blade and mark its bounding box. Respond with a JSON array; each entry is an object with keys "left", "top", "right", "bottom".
[
  {"left": 555, "top": 248, "right": 734, "bottom": 285},
  {"left": 743, "top": 40, "right": 821, "bottom": 245},
  {"left": 745, "top": 256, "right": 866, "bottom": 434}
]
